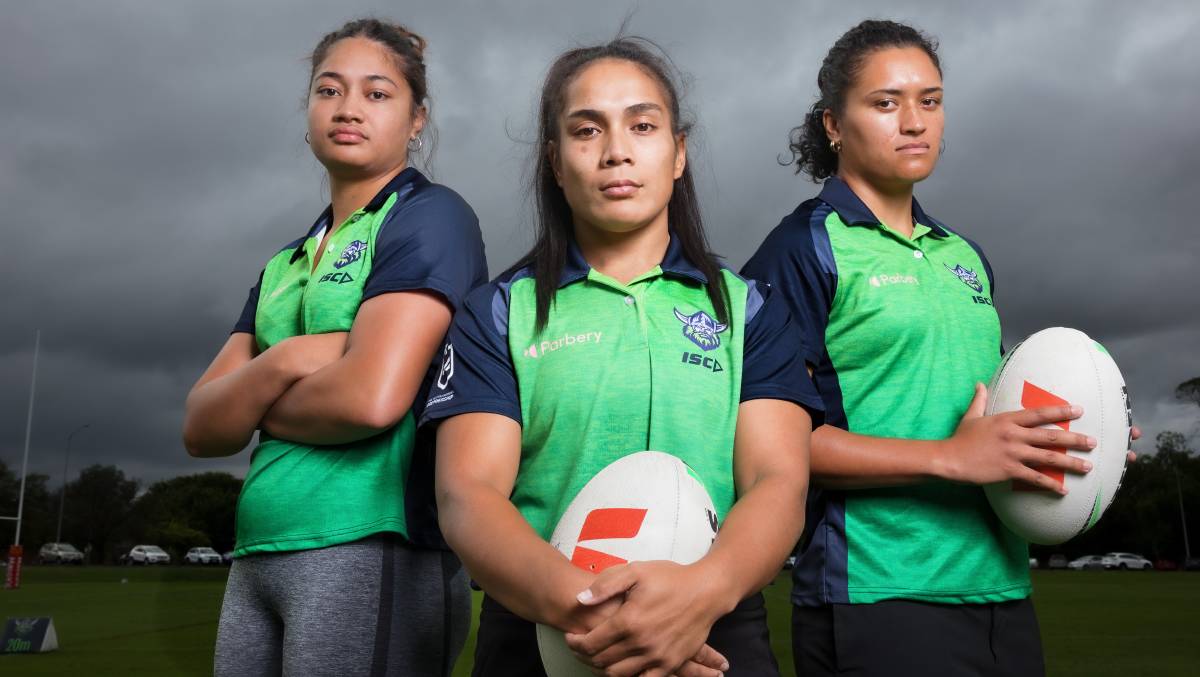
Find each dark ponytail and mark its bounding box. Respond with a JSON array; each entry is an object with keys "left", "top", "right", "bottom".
[
  {"left": 786, "top": 19, "right": 941, "bottom": 181},
  {"left": 516, "top": 37, "right": 728, "bottom": 333}
]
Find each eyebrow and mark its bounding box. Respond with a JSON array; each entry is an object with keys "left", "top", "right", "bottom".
[
  {"left": 565, "top": 102, "right": 665, "bottom": 121},
  {"left": 865, "top": 87, "right": 944, "bottom": 96},
  {"left": 313, "top": 71, "right": 398, "bottom": 87}
]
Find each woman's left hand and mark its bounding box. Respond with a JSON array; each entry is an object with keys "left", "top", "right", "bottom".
[{"left": 564, "top": 560, "right": 731, "bottom": 677}]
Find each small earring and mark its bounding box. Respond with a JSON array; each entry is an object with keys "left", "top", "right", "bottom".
[
  {"left": 829, "top": 139, "right": 842, "bottom": 153},
  {"left": 939, "top": 138, "right": 946, "bottom": 156},
  {"left": 407, "top": 136, "right": 424, "bottom": 152},
  {"left": 304, "top": 132, "right": 310, "bottom": 145}
]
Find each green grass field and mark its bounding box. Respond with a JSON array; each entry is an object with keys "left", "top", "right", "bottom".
[{"left": 2, "top": 566, "right": 1197, "bottom": 675}]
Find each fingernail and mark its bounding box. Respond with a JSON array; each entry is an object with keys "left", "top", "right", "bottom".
[
  {"left": 722, "top": 661, "right": 730, "bottom": 670},
  {"left": 1087, "top": 436, "right": 1097, "bottom": 448},
  {"left": 1082, "top": 461, "right": 1093, "bottom": 471},
  {"left": 1070, "top": 405, "right": 1083, "bottom": 415},
  {"left": 576, "top": 589, "right": 593, "bottom": 603}
]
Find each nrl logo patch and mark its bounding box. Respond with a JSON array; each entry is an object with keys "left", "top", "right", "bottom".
[
  {"left": 944, "top": 263, "right": 983, "bottom": 293},
  {"left": 333, "top": 240, "right": 368, "bottom": 269},
  {"left": 674, "top": 308, "right": 727, "bottom": 352},
  {"left": 14, "top": 619, "right": 36, "bottom": 637}
]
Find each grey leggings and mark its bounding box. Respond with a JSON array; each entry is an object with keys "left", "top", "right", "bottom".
[{"left": 213, "top": 535, "right": 470, "bottom": 677}]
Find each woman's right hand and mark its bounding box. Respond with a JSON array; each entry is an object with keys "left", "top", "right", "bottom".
[{"left": 933, "top": 383, "right": 1095, "bottom": 495}]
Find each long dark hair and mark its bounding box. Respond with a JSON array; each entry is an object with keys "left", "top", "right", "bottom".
[
  {"left": 786, "top": 20, "right": 941, "bottom": 181},
  {"left": 514, "top": 37, "right": 729, "bottom": 333}
]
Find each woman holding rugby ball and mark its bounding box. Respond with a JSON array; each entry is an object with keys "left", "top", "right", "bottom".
[
  {"left": 742, "top": 19, "right": 1139, "bottom": 676},
  {"left": 183, "top": 18, "right": 486, "bottom": 676},
  {"left": 424, "top": 38, "right": 823, "bottom": 677}
]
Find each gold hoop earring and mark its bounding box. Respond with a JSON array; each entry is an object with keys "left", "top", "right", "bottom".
[
  {"left": 407, "top": 136, "right": 424, "bottom": 153},
  {"left": 829, "top": 139, "right": 842, "bottom": 153}
]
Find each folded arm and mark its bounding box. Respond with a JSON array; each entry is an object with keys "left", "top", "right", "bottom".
[{"left": 260, "top": 291, "right": 451, "bottom": 445}]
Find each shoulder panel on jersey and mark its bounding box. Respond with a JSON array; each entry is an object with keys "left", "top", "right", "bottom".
[
  {"left": 717, "top": 267, "right": 760, "bottom": 324},
  {"left": 481, "top": 266, "right": 534, "bottom": 338}
]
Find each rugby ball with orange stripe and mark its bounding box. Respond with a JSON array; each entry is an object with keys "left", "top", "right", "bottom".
[
  {"left": 536, "top": 451, "right": 718, "bottom": 677},
  {"left": 984, "top": 327, "right": 1132, "bottom": 545}
]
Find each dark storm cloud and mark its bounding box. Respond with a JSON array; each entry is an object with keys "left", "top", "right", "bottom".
[{"left": 2, "top": 0, "right": 1197, "bottom": 490}]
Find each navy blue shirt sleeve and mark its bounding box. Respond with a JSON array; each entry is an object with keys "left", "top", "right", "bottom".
[
  {"left": 231, "top": 269, "right": 263, "bottom": 335},
  {"left": 362, "top": 184, "right": 488, "bottom": 312},
  {"left": 739, "top": 280, "right": 825, "bottom": 428},
  {"left": 740, "top": 202, "right": 836, "bottom": 368},
  {"left": 417, "top": 282, "right": 521, "bottom": 427}
]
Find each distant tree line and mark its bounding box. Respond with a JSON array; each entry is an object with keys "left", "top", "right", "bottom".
[
  {"left": 3, "top": 379, "right": 1198, "bottom": 565},
  {"left": 0, "top": 464, "right": 241, "bottom": 564}
]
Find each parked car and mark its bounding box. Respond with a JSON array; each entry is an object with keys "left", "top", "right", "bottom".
[
  {"left": 184, "top": 547, "right": 223, "bottom": 566},
  {"left": 1067, "top": 555, "right": 1106, "bottom": 571},
  {"left": 1155, "top": 559, "right": 1179, "bottom": 571},
  {"left": 38, "top": 542, "right": 84, "bottom": 565},
  {"left": 1047, "top": 554, "right": 1068, "bottom": 569},
  {"left": 123, "top": 544, "right": 171, "bottom": 565},
  {"left": 1104, "top": 552, "right": 1153, "bottom": 570},
  {"left": 1184, "top": 557, "right": 1200, "bottom": 572},
  {"left": 1028, "top": 557, "right": 1039, "bottom": 569}
]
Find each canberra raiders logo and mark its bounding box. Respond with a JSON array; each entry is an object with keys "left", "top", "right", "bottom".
[
  {"left": 944, "top": 263, "right": 983, "bottom": 293},
  {"left": 333, "top": 240, "right": 367, "bottom": 269},
  {"left": 674, "top": 308, "right": 727, "bottom": 352}
]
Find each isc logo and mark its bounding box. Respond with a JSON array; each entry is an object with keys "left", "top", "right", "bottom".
[
  {"left": 681, "top": 352, "right": 723, "bottom": 373},
  {"left": 318, "top": 271, "right": 355, "bottom": 285}
]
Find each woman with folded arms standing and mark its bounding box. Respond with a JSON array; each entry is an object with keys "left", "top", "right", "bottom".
[{"left": 183, "top": 18, "right": 486, "bottom": 676}]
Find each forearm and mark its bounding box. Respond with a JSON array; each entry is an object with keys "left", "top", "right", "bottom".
[
  {"left": 697, "top": 472, "right": 807, "bottom": 613},
  {"left": 439, "top": 485, "right": 592, "bottom": 630},
  {"left": 811, "top": 424, "right": 945, "bottom": 489},
  {"left": 183, "top": 349, "right": 299, "bottom": 457},
  {"left": 260, "top": 351, "right": 405, "bottom": 445}
]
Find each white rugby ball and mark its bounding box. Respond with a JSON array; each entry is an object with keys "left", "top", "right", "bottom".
[
  {"left": 536, "top": 451, "right": 719, "bottom": 677},
  {"left": 983, "top": 327, "right": 1132, "bottom": 545}
]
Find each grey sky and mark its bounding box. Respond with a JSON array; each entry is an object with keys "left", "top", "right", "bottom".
[{"left": 2, "top": 0, "right": 1197, "bottom": 487}]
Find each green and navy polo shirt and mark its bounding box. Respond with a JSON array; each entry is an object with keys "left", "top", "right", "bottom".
[
  {"left": 419, "top": 235, "right": 824, "bottom": 542},
  {"left": 230, "top": 167, "right": 487, "bottom": 556},
  {"left": 742, "top": 176, "right": 1029, "bottom": 606}
]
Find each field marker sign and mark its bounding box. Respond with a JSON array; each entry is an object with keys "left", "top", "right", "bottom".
[{"left": 2, "top": 617, "right": 58, "bottom": 654}]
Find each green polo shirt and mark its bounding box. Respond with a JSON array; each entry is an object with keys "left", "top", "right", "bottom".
[
  {"left": 229, "top": 168, "right": 487, "bottom": 555},
  {"left": 420, "top": 236, "right": 824, "bottom": 541},
  {"left": 743, "top": 176, "right": 1029, "bottom": 606}
]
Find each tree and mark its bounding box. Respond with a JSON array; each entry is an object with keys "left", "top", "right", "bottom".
[
  {"left": 61, "top": 464, "right": 139, "bottom": 563},
  {"left": 1176, "top": 377, "right": 1200, "bottom": 409},
  {"left": 0, "top": 460, "right": 55, "bottom": 549},
  {"left": 126, "top": 472, "right": 242, "bottom": 557}
]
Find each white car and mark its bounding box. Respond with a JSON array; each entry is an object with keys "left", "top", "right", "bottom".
[
  {"left": 1067, "top": 555, "right": 1106, "bottom": 571},
  {"left": 38, "top": 542, "right": 85, "bottom": 565},
  {"left": 1104, "top": 552, "right": 1153, "bottom": 570},
  {"left": 185, "top": 547, "right": 223, "bottom": 566},
  {"left": 125, "top": 545, "right": 171, "bottom": 565}
]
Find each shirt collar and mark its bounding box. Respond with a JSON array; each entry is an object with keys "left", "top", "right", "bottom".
[
  {"left": 818, "top": 175, "right": 948, "bottom": 237},
  {"left": 559, "top": 231, "right": 709, "bottom": 288},
  {"left": 290, "top": 167, "right": 425, "bottom": 264}
]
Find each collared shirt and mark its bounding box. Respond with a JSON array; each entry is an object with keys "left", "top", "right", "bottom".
[
  {"left": 230, "top": 167, "right": 488, "bottom": 555},
  {"left": 742, "top": 176, "right": 1028, "bottom": 606},
  {"left": 420, "top": 236, "right": 824, "bottom": 541}
]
